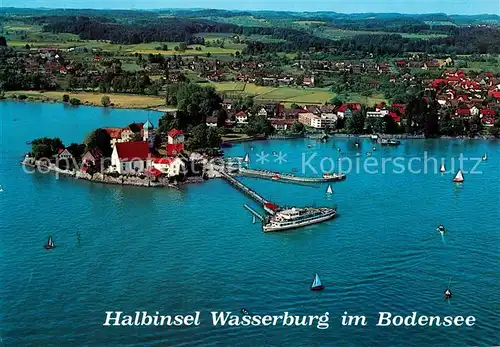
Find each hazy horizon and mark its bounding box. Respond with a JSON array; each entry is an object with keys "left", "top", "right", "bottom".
[{"left": 1, "top": 0, "right": 499, "bottom": 16}]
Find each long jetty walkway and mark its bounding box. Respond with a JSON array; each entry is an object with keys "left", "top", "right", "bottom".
[
  {"left": 218, "top": 170, "right": 279, "bottom": 214},
  {"left": 238, "top": 168, "right": 346, "bottom": 184}
]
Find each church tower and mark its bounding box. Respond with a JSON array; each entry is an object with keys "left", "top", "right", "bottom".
[{"left": 143, "top": 120, "right": 155, "bottom": 149}]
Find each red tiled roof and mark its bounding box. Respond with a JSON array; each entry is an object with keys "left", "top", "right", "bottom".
[
  {"left": 490, "top": 91, "right": 500, "bottom": 99},
  {"left": 167, "top": 143, "right": 184, "bottom": 156},
  {"left": 480, "top": 109, "right": 496, "bottom": 116},
  {"left": 264, "top": 202, "right": 279, "bottom": 211},
  {"left": 154, "top": 157, "right": 174, "bottom": 164},
  {"left": 146, "top": 167, "right": 163, "bottom": 177},
  {"left": 235, "top": 111, "right": 247, "bottom": 117},
  {"left": 456, "top": 109, "right": 471, "bottom": 115},
  {"left": 115, "top": 141, "right": 150, "bottom": 161},
  {"left": 168, "top": 129, "right": 184, "bottom": 138},
  {"left": 389, "top": 112, "right": 401, "bottom": 123},
  {"left": 104, "top": 127, "right": 123, "bottom": 139}
]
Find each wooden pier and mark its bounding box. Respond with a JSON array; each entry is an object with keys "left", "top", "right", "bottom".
[
  {"left": 219, "top": 170, "right": 280, "bottom": 214},
  {"left": 237, "top": 168, "right": 346, "bottom": 184}
]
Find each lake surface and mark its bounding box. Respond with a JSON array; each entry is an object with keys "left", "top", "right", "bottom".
[{"left": 1, "top": 101, "right": 499, "bottom": 346}]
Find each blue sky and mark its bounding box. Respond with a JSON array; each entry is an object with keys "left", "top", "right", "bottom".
[{"left": 1, "top": 0, "right": 498, "bottom": 15}]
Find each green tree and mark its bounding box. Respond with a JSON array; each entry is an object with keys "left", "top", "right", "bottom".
[
  {"left": 84, "top": 129, "right": 112, "bottom": 157},
  {"left": 31, "top": 137, "right": 64, "bottom": 160},
  {"left": 69, "top": 98, "right": 80, "bottom": 106},
  {"left": 101, "top": 95, "right": 111, "bottom": 107},
  {"left": 244, "top": 114, "right": 274, "bottom": 136},
  {"left": 158, "top": 112, "right": 180, "bottom": 134},
  {"left": 175, "top": 83, "right": 222, "bottom": 129},
  {"left": 62, "top": 94, "right": 70, "bottom": 102},
  {"left": 291, "top": 121, "right": 305, "bottom": 134},
  {"left": 345, "top": 112, "right": 365, "bottom": 134}
]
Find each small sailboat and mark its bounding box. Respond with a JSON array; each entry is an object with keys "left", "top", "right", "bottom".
[
  {"left": 482, "top": 153, "right": 487, "bottom": 161},
  {"left": 440, "top": 163, "right": 446, "bottom": 173},
  {"left": 243, "top": 154, "right": 250, "bottom": 164},
  {"left": 452, "top": 170, "right": 464, "bottom": 183},
  {"left": 44, "top": 235, "right": 56, "bottom": 250},
  {"left": 311, "top": 273, "right": 324, "bottom": 291},
  {"left": 326, "top": 185, "right": 333, "bottom": 195}
]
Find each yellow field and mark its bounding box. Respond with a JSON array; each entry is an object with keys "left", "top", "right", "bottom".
[{"left": 5, "top": 91, "right": 166, "bottom": 109}]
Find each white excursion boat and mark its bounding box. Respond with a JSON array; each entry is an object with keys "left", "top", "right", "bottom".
[
  {"left": 263, "top": 207, "right": 337, "bottom": 232},
  {"left": 453, "top": 170, "right": 464, "bottom": 183}
]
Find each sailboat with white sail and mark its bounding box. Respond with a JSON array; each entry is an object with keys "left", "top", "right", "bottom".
[
  {"left": 243, "top": 153, "right": 250, "bottom": 164},
  {"left": 44, "top": 235, "right": 56, "bottom": 250},
  {"left": 311, "top": 273, "right": 324, "bottom": 291},
  {"left": 326, "top": 185, "right": 333, "bottom": 195},
  {"left": 482, "top": 153, "right": 488, "bottom": 161},
  {"left": 440, "top": 163, "right": 446, "bottom": 173},
  {"left": 452, "top": 170, "right": 464, "bottom": 183}
]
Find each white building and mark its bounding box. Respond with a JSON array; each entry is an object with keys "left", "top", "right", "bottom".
[
  {"left": 366, "top": 111, "right": 385, "bottom": 118},
  {"left": 235, "top": 111, "right": 248, "bottom": 124},
  {"left": 152, "top": 157, "right": 187, "bottom": 177},
  {"left": 111, "top": 141, "right": 152, "bottom": 174}
]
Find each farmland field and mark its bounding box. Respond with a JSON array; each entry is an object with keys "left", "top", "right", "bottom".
[
  {"left": 205, "top": 82, "right": 336, "bottom": 105},
  {"left": 5, "top": 91, "right": 166, "bottom": 109}
]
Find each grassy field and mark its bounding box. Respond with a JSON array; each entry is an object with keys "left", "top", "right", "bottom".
[
  {"left": 458, "top": 61, "right": 500, "bottom": 73},
  {"left": 205, "top": 82, "right": 336, "bottom": 105},
  {"left": 316, "top": 28, "right": 449, "bottom": 40},
  {"left": 5, "top": 91, "right": 166, "bottom": 109}
]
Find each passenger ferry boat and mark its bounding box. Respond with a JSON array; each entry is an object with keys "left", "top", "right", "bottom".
[
  {"left": 322, "top": 173, "right": 346, "bottom": 181},
  {"left": 263, "top": 207, "right": 337, "bottom": 232}
]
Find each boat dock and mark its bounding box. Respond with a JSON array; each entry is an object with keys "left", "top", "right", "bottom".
[
  {"left": 219, "top": 170, "right": 280, "bottom": 214},
  {"left": 237, "top": 168, "right": 346, "bottom": 184}
]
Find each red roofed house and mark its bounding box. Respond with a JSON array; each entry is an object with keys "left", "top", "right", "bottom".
[
  {"left": 389, "top": 112, "right": 401, "bottom": 124},
  {"left": 121, "top": 122, "right": 144, "bottom": 142},
  {"left": 104, "top": 127, "right": 123, "bottom": 145},
  {"left": 489, "top": 91, "right": 500, "bottom": 100},
  {"left": 81, "top": 149, "right": 103, "bottom": 170},
  {"left": 152, "top": 157, "right": 186, "bottom": 177},
  {"left": 480, "top": 109, "right": 496, "bottom": 127},
  {"left": 235, "top": 111, "right": 248, "bottom": 124},
  {"left": 392, "top": 103, "right": 406, "bottom": 115},
  {"left": 167, "top": 129, "right": 185, "bottom": 156},
  {"left": 111, "top": 141, "right": 152, "bottom": 174},
  {"left": 455, "top": 108, "right": 471, "bottom": 118}
]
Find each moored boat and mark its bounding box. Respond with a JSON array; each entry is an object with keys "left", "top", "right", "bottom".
[
  {"left": 322, "top": 173, "right": 346, "bottom": 181},
  {"left": 453, "top": 170, "right": 464, "bottom": 183},
  {"left": 440, "top": 163, "right": 446, "bottom": 173},
  {"left": 311, "top": 273, "right": 324, "bottom": 291},
  {"left": 482, "top": 153, "right": 487, "bottom": 161},
  {"left": 263, "top": 206, "right": 337, "bottom": 232}
]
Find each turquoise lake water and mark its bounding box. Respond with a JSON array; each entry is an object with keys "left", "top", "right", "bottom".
[{"left": 1, "top": 100, "right": 499, "bottom": 346}]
